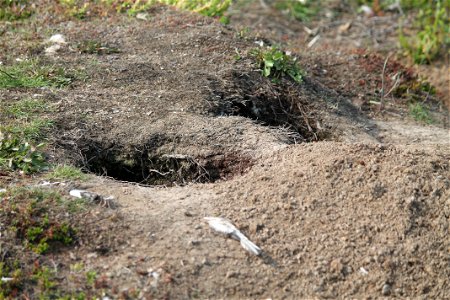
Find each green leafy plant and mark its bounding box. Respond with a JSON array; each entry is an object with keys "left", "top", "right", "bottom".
[
  {"left": 0, "top": 60, "right": 75, "bottom": 89},
  {"left": 274, "top": 0, "right": 318, "bottom": 22},
  {"left": 399, "top": 0, "right": 448, "bottom": 64},
  {"left": 105, "top": 0, "right": 152, "bottom": 15},
  {"left": 1, "top": 98, "right": 54, "bottom": 140},
  {"left": 2, "top": 119, "right": 54, "bottom": 141},
  {"left": 86, "top": 270, "right": 97, "bottom": 286},
  {"left": 0, "top": 0, "right": 33, "bottom": 21},
  {"left": 251, "top": 47, "right": 304, "bottom": 83},
  {"left": 33, "top": 266, "right": 56, "bottom": 291},
  {"left": 0, "top": 130, "right": 48, "bottom": 174}
]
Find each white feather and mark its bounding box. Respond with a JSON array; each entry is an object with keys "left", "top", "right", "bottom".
[
  {"left": 69, "top": 189, "right": 84, "bottom": 198},
  {"left": 204, "top": 217, "right": 262, "bottom": 256}
]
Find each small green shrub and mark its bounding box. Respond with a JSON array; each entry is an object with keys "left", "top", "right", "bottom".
[
  {"left": 409, "top": 102, "right": 433, "bottom": 123},
  {"left": 0, "top": 60, "right": 75, "bottom": 89},
  {"left": 274, "top": 0, "right": 318, "bottom": 22},
  {"left": 0, "top": 262, "right": 23, "bottom": 298},
  {"left": 399, "top": 0, "right": 448, "bottom": 64},
  {"left": 86, "top": 270, "right": 97, "bottom": 286},
  {"left": 32, "top": 266, "right": 56, "bottom": 291},
  {"left": 59, "top": 0, "right": 90, "bottom": 19},
  {"left": 0, "top": 130, "right": 48, "bottom": 174},
  {"left": 165, "top": 0, "right": 232, "bottom": 17},
  {"left": 1, "top": 187, "right": 77, "bottom": 254},
  {"left": 251, "top": 47, "right": 303, "bottom": 83},
  {"left": 0, "top": 0, "right": 33, "bottom": 21},
  {"left": 3, "top": 119, "right": 54, "bottom": 141},
  {"left": 1, "top": 98, "right": 54, "bottom": 143}
]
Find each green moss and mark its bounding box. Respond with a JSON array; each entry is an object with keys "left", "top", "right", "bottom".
[
  {"left": 409, "top": 102, "right": 433, "bottom": 124},
  {"left": 47, "top": 165, "right": 88, "bottom": 182}
]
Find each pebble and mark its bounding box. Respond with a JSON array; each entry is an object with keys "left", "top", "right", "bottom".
[
  {"left": 188, "top": 240, "right": 200, "bottom": 246},
  {"left": 330, "top": 258, "right": 343, "bottom": 274},
  {"left": 226, "top": 271, "right": 239, "bottom": 278},
  {"left": 382, "top": 283, "right": 391, "bottom": 296}
]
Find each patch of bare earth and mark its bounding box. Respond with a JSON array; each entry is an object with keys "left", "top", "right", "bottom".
[{"left": 1, "top": 4, "right": 449, "bottom": 299}]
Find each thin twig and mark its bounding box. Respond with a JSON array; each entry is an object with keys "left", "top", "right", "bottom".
[
  {"left": 380, "top": 54, "right": 391, "bottom": 111},
  {"left": 384, "top": 72, "right": 401, "bottom": 98}
]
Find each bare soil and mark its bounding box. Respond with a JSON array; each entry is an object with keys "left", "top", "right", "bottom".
[{"left": 0, "top": 3, "right": 449, "bottom": 299}]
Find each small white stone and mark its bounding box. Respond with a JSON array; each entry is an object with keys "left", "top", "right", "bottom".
[
  {"left": 48, "top": 34, "right": 66, "bottom": 44},
  {"left": 45, "top": 44, "right": 61, "bottom": 55},
  {"left": 359, "top": 267, "right": 369, "bottom": 276}
]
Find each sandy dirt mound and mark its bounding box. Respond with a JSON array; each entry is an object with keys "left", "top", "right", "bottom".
[
  {"left": 1, "top": 3, "right": 449, "bottom": 299},
  {"left": 71, "top": 142, "right": 449, "bottom": 299}
]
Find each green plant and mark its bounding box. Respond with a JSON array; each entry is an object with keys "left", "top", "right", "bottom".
[
  {"left": 0, "top": 59, "right": 75, "bottom": 89},
  {"left": 86, "top": 270, "right": 97, "bottom": 286},
  {"left": 1, "top": 98, "right": 54, "bottom": 140},
  {"left": 33, "top": 266, "right": 56, "bottom": 291},
  {"left": 0, "top": 0, "right": 33, "bottom": 21},
  {"left": 108, "top": 0, "right": 153, "bottom": 15},
  {"left": 399, "top": 0, "right": 448, "bottom": 64},
  {"left": 0, "top": 98, "right": 53, "bottom": 174},
  {"left": 274, "top": 0, "right": 318, "bottom": 22},
  {"left": 2, "top": 119, "right": 54, "bottom": 141},
  {"left": 47, "top": 165, "right": 88, "bottom": 181},
  {"left": 159, "top": 0, "right": 231, "bottom": 17},
  {"left": 1, "top": 187, "right": 77, "bottom": 254},
  {"left": 409, "top": 102, "right": 433, "bottom": 123},
  {"left": 2, "top": 98, "right": 48, "bottom": 119},
  {"left": 101, "top": 0, "right": 231, "bottom": 17},
  {"left": 25, "top": 221, "right": 76, "bottom": 254},
  {"left": 251, "top": 47, "right": 303, "bottom": 83},
  {"left": 0, "top": 262, "right": 23, "bottom": 298},
  {"left": 0, "top": 130, "right": 48, "bottom": 174},
  {"left": 59, "top": 0, "right": 90, "bottom": 18}
]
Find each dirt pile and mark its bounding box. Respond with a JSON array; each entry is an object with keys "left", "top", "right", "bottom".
[
  {"left": 0, "top": 3, "right": 449, "bottom": 299},
  {"left": 72, "top": 142, "right": 449, "bottom": 299},
  {"left": 210, "top": 142, "right": 450, "bottom": 298}
]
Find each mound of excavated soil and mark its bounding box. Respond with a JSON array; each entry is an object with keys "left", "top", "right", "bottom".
[
  {"left": 1, "top": 4, "right": 449, "bottom": 299},
  {"left": 212, "top": 142, "right": 449, "bottom": 298},
  {"left": 73, "top": 142, "right": 449, "bottom": 299}
]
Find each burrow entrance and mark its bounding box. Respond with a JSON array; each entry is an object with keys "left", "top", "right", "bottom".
[
  {"left": 76, "top": 136, "right": 252, "bottom": 186},
  {"left": 68, "top": 71, "right": 327, "bottom": 185},
  {"left": 208, "top": 71, "right": 324, "bottom": 142}
]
